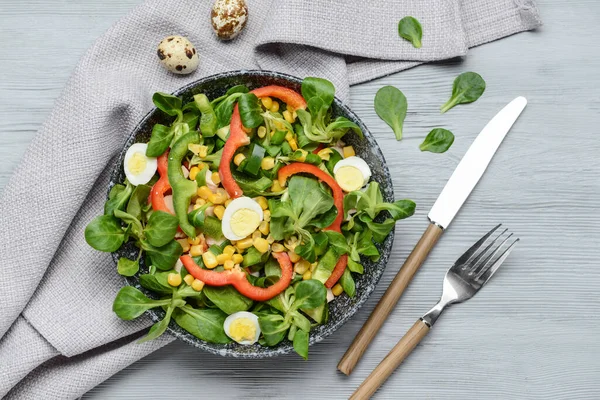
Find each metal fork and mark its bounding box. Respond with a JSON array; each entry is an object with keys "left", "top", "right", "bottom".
[{"left": 350, "top": 225, "right": 519, "bottom": 400}]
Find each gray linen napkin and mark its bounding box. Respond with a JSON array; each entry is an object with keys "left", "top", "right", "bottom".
[{"left": 0, "top": 0, "right": 541, "bottom": 397}]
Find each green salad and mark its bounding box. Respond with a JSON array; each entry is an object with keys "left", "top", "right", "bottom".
[{"left": 85, "top": 76, "right": 415, "bottom": 359}]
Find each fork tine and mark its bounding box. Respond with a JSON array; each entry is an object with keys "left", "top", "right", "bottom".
[
  {"left": 454, "top": 224, "right": 502, "bottom": 267},
  {"left": 478, "top": 238, "right": 520, "bottom": 284},
  {"left": 472, "top": 232, "right": 513, "bottom": 277},
  {"left": 466, "top": 228, "right": 509, "bottom": 273}
]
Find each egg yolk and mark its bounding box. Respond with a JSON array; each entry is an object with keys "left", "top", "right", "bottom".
[
  {"left": 127, "top": 152, "right": 148, "bottom": 176},
  {"left": 335, "top": 166, "right": 364, "bottom": 192},
  {"left": 230, "top": 208, "right": 261, "bottom": 237},
  {"left": 229, "top": 318, "right": 256, "bottom": 343}
]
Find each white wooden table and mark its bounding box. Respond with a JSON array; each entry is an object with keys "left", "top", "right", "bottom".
[{"left": 1, "top": 1, "right": 599, "bottom": 398}]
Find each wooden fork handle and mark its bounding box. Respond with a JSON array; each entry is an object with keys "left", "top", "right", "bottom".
[
  {"left": 349, "top": 319, "right": 431, "bottom": 400},
  {"left": 338, "top": 223, "right": 443, "bottom": 376}
]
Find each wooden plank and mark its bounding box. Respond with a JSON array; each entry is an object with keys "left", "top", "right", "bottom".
[{"left": 0, "top": 0, "right": 599, "bottom": 398}]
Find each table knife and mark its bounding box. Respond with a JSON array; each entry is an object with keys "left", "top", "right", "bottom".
[{"left": 337, "top": 97, "right": 528, "bottom": 376}]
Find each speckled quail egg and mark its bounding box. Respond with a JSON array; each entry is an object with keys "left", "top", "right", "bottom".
[
  {"left": 224, "top": 311, "right": 261, "bottom": 345},
  {"left": 157, "top": 35, "right": 199, "bottom": 75},
  {"left": 123, "top": 143, "right": 157, "bottom": 186},
  {"left": 211, "top": 0, "right": 248, "bottom": 40}
]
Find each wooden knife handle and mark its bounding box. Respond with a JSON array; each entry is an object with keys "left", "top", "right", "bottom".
[
  {"left": 349, "top": 319, "right": 431, "bottom": 400},
  {"left": 337, "top": 222, "right": 443, "bottom": 376}
]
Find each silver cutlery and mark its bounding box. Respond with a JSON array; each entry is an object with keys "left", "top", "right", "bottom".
[
  {"left": 338, "top": 97, "right": 528, "bottom": 375},
  {"left": 350, "top": 225, "right": 519, "bottom": 399}
]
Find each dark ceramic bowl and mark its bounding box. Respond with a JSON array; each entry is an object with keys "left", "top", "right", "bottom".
[{"left": 111, "top": 70, "right": 394, "bottom": 358}]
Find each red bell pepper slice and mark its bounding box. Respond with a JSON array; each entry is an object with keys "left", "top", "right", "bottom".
[
  {"left": 219, "top": 85, "right": 307, "bottom": 199},
  {"left": 278, "top": 162, "right": 343, "bottom": 232},
  {"left": 277, "top": 162, "right": 348, "bottom": 287},
  {"left": 325, "top": 255, "right": 348, "bottom": 289},
  {"left": 180, "top": 252, "right": 293, "bottom": 302},
  {"left": 150, "top": 151, "right": 172, "bottom": 214},
  {"left": 250, "top": 86, "right": 308, "bottom": 111}
]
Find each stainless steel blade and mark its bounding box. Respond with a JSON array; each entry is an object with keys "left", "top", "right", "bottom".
[{"left": 428, "top": 97, "right": 527, "bottom": 229}]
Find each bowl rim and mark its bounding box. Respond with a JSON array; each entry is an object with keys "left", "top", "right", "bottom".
[{"left": 111, "top": 69, "right": 395, "bottom": 358}]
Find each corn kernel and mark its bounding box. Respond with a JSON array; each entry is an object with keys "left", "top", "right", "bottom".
[
  {"left": 237, "top": 237, "right": 254, "bottom": 250},
  {"left": 199, "top": 145, "right": 209, "bottom": 158},
  {"left": 263, "top": 210, "right": 271, "bottom": 221},
  {"left": 261, "top": 157, "right": 275, "bottom": 170},
  {"left": 197, "top": 186, "right": 212, "bottom": 199},
  {"left": 273, "top": 120, "right": 285, "bottom": 131},
  {"left": 192, "top": 203, "right": 202, "bottom": 210},
  {"left": 270, "top": 102, "right": 280, "bottom": 113},
  {"left": 318, "top": 148, "right": 333, "bottom": 161},
  {"left": 188, "top": 236, "right": 201, "bottom": 245},
  {"left": 192, "top": 279, "right": 205, "bottom": 291},
  {"left": 294, "top": 260, "right": 311, "bottom": 274},
  {"left": 234, "top": 153, "right": 246, "bottom": 166},
  {"left": 225, "top": 199, "right": 233, "bottom": 207},
  {"left": 253, "top": 237, "right": 270, "bottom": 254},
  {"left": 232, "top": 254, "right": 244, "bottom": 264},
  {"left": 261, "top": 97, "right": 273, "bottom": 109},
  {"left": 202, "top": 251, "right": 218, "bottom": 269},
  {"left": 183, "top": 274, "right": 195, "bottom": 286},
  {"left": 196, "top": 198, "right": 206, "bottom": 206},
  {"left": 216, "top": 253, "right": 231, "bottom": 265},
  {"left": 288, "top": 251, "right": 301, "bottom": 263},
  {"left": 224, "top": 259, "right": 235, "bottom": 270},
  {"left": 190, "top": 244, "right": 204, "bottom": 257},
  {"left": 189, "top": 166, "right": 200, "bottom": 181},
  {"left": 214, "top": 205, "right": 225, "bottom": 220},
  {"left": 255, "top": 196, "right": 268, "bottom": 210},
  {"left": 271, "top": 243, "right": 285, "bottom": 252},
  {"left": 285, "top": 131, "right": 294, "bottom": 141},
  {"left": 177, "top": 239, "right": 190, "bottom": 252},
  {"left": 332, "top": 284, "right": 344, "bottom": 296},
  {"left": 288, "top": 138, "right": 298, "bottom": 151},
  {"left": 208, "top": 191, "right": 227, "bottom": 205},
  {"left": 271, "top": 181, "right": 283, "bottom": 193},
  {"left": 168, "top": 273, "right": 182, "bottom": 287},
  {"left": 283, "top": 110, "right": 295, "bottom": 124},
  {"left": 266, "top": 234, "right": 275, "bottom": 244},
  {"left": 259, "top": 221, "right": 270, "bottom": 235},
  {"left": 211, "top": 172, "right": 221, "bottom": 185},
  {"left": 223, "top": 245, "right": 236, "bottom": 257},
  {"left": 292, "top": 110, "right": 297, "bottom": 120},
  {"left": 252, "top": 230, "right": 262, "bottom": 240},
  {"left": 257, "top": 126, "right": 267, "bottom": 138},
  {"left": 302, "top": 271, "right": 312, "bottom": 280},
  {"left": 343, "top": 146, "right": 355, "bottom": 158}
]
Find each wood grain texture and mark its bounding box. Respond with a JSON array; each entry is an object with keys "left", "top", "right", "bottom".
[
  {"left": 1, "top": 0, "right": 599, "bottom": 399},
  {"left": 350, "top": 319, "right": 431, "bottom": 400},
  {"left": 338, "top": 223, "right": 442, "bottom": 376}
]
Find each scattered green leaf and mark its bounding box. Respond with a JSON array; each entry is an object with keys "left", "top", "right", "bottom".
[
  {"left": 419, "top": 128, "right": 455, "bottom": 153},
  {"left": 440, "top": 72, "right": 486, "bottom": 113}
]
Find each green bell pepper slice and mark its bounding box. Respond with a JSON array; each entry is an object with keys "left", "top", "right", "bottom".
[{"left": 168, "top": 132, "right": 200, "bottom": 238}]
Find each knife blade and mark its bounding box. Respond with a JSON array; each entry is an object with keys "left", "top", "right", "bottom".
[
  {"left": 338, "top": 97, "right": 527, "bottom": 376},
  {"left": 428, "top": 96, "right": 527, "bottom": 228}
]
